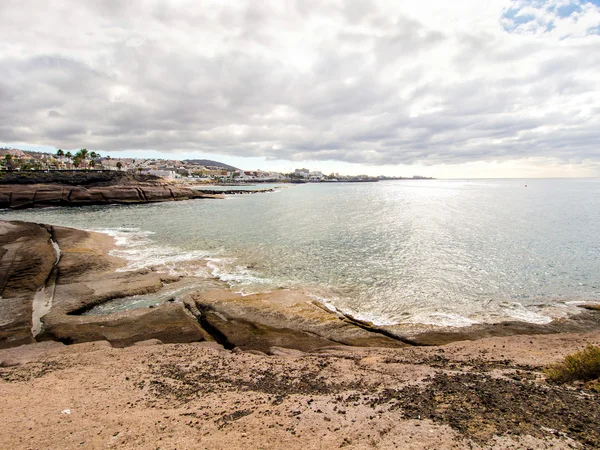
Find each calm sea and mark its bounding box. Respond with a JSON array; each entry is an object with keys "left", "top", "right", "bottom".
[{"left": 2, "top": 179, "right": 599, "bottom": 326}]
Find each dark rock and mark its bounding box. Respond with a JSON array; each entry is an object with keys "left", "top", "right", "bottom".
[
  {"left": 0, "top": 184, "right": 223, "bottom": 209},
  {"left": 0, "top": 221, "right": 56, "bottom": 348}
]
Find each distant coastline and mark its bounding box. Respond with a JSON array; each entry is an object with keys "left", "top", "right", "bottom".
[{"left": 1, "top": 147, "right": 435, "bottom": 184}]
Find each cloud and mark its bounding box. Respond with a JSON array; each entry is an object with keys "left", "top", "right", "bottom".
[{"left": 0, "top": 0, "right": 599, "bottom": 168}]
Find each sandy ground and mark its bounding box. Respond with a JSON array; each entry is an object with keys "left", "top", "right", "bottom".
[{"left": 2, "top": 331, "right": 600, "bottom": 449}]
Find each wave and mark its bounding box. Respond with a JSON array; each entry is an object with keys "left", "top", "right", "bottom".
[
  {"left": 92, "top": 227, "right": 274, "bottom": 292},
  {"left": 307, "top": 293, "right": 578, "bottom": 328},
  {"left": 206, "top": 258, "right": 274, "bottom": 295},
  {"left": 94, "top": 228, "right": 211, "bottom": 277}
]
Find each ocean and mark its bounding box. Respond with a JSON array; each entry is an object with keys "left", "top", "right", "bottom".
[{"left": 2, "top": 179, "right": 599, "bottom": 326}]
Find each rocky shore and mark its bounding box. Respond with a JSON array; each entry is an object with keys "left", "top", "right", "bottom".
[
  {"left": 0, "top": 171, "right": 283, "bottom": 210},
  {"left": 3, "top": 219, "right": 600, "bottom": 352},
  {"left": 2, "top": 220, "right": 600, "bottom": 448},
  {"left": 0, "top": 183, "right": 224, "bottom": 209}
]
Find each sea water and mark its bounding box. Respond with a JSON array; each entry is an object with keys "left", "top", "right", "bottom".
[{"left": 2, "top": 179, "right": 599, "bottom": 326}]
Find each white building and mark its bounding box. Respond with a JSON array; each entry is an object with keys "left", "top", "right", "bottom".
[
  {"left": 146, "top": 169, "right": 181, "bottom": 179},
  {"left": 294, "top": 168, "right": 310, "bottom": 178}
]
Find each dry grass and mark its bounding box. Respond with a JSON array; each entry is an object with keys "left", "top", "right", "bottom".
[{"left": 544, "top": 344, "right": 600, "bottom": 383}]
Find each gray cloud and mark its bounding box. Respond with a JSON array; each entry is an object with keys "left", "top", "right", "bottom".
[{"left": 1, "top": 0, "right": 599, "bottom": 167}]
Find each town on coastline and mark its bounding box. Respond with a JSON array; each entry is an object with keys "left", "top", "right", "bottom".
[{"left": 0, "top": 147, "right": 433, "bottom": 183}]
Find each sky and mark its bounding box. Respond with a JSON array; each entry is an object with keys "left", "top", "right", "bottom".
[{"left": 1, "top": 0, "right": 600, "bottom": 178}]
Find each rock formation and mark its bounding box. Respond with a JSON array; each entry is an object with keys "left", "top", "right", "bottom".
[
  {"left": 0, "top": 221, "right": 57, "bottom": 347},
  {"left": 0, "top": 184, "right": 222, "bottom": 209},
  {"left": 185, "top": 290, "right": 408, "bottom": 352},
  {"left": 0, "top": 221, "right": 211, "bottom": 348},
  {"left": 2, "top": 220, "right": 600, "bottom": 351}
]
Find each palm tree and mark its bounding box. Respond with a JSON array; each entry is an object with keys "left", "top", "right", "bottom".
[
  {"left": 116, "top": 162, "right": 122, "bottom": 171},
  {"left": 56, "top": 149, "right": 64, "bottom": 157},
  {"left": 3, "top": 154, "right": 12, "bottom": 170},
  {"left": 75, "top": 148, "right": 88, "bottom": 160},
  {"left": 89, "top": 151, "right": 97, "bottom": 159},
  {"left": 89, "top": 160, "right": 95, "bottom": 169},
  {"left": 65, "top": 151, "right": 72, "bottom": 160}
]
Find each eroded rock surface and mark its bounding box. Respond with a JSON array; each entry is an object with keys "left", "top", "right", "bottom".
[
  {"left": 0, "top": 220, "right": 211, "bottom": 348},
  {"left": 0, "top": 221, "right": 56, "bottom": 348},
  {"left": 0, "top": 184, "right": 222, "bottom": 209},
  {"left": 41, "top": 302, "right": 210, "bottom": 347},
  {"left": 36, "top": 224, "right": 211, "bottom": 347},
  {"left": 187, "top": 290, "right": 409, "bottom": 353}
]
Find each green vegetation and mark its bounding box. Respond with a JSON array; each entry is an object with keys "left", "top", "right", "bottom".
[
  {"left": 545, "top": 344, "right": 600, "bottom": 384},
  {"left": 0, "top": 147, "right": 111, "bottom": 171}
]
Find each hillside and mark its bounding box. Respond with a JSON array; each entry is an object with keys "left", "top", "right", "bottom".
[
  {"left": 183, "top": 159, "right": 239, "bottom": 171},
  {"left": 0, "top": 170, "right": 161, "bottom": 186}
]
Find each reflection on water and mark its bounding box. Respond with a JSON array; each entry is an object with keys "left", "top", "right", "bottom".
[{"left": 2, "top": 179, "right": 599, "bottom": 326}]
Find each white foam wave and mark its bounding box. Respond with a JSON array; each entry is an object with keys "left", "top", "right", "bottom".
[
  {"left": 206, "top": 258, "right": 273, "bottom": 292},
  {"left": 96, "top": 227, "right": 154, "bottom": 247},
  {"left": 307, "top": 294, "right": 400, "bottom": 326},
  {"left": 501, "top": 302, "right": 553, "bottom": 325},
  {"left": 307, "top": 294, "right": 560, "bottom": 328},
  {"left": 92, "top": 227, "right": 274, "bottom": 288},
  {"left": 92, "top": 227, "right": 211, "bottom": 277},
  {"left": 565, "top": 300, "right": 600, "bottom": 306},
  {"left": 406, "top": 313, "right": 479, "bottom": 328}
]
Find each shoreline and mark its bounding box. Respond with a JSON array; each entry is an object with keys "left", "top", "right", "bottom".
[
  {"left": 1, "top": 220, "right": 600, "bottom": 351},
  {"left": 2, "top": 220, "right": 600, "bottom": 447}
]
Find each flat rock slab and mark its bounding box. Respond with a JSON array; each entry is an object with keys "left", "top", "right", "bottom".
[
  {"left": 40, "top": 302, "right": 210, "bottom": 348},
  {"left": 188, "top": 289, "right": 408, "bottom": 353}
]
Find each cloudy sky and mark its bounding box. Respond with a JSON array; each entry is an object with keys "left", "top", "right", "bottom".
[{"left": 1, "top": 0, "right": 600, "bottom": 177}]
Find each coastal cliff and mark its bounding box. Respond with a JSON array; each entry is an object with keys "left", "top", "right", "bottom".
[{"left": 0, "top": 184, "right": 223, "bottom": 209}]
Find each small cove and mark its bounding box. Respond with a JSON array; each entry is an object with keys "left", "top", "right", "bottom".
[{"left": 4, "top": 179, "right": 600, "bottom": 327}]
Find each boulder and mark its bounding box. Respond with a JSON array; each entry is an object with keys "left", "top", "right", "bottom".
[
  {"left": 96, "top": 186, "right": 142, "bottom": 203},
  {"left": 67, "top": 187, "right": 93, "bottom": 204},
  {"left": 140, "top": 186, "right": 173, "bottom": 202}
]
